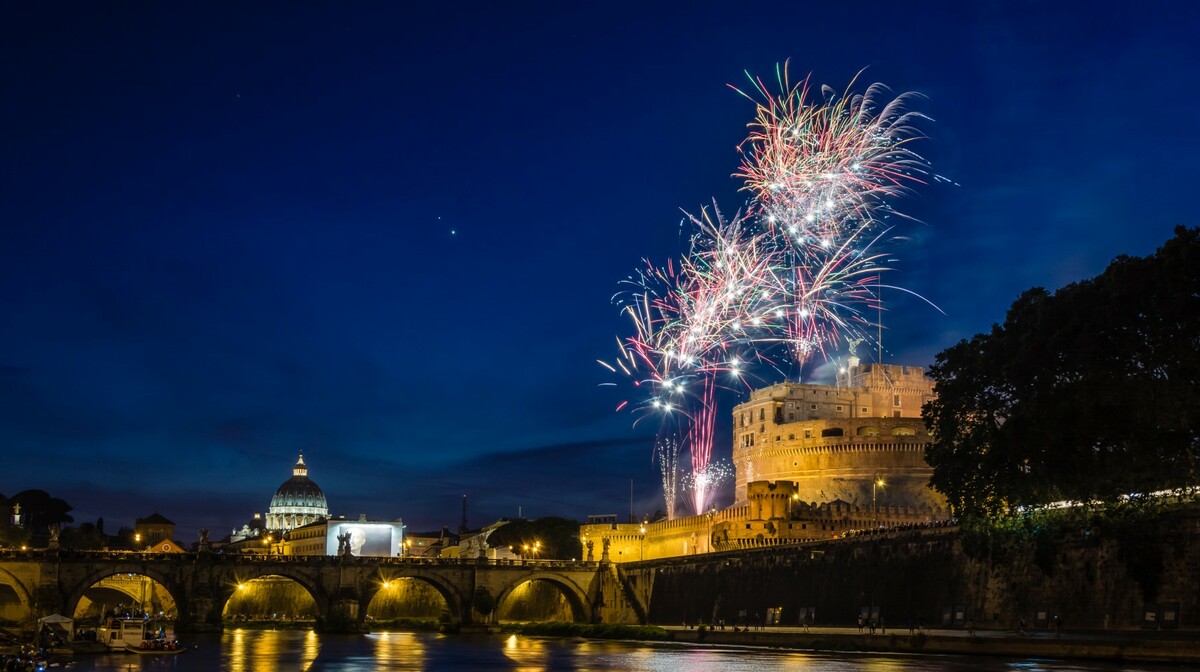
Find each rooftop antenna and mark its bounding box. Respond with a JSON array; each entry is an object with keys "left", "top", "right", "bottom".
[{"left": 877, "top": 277, "right": 883, "bottom": 364}]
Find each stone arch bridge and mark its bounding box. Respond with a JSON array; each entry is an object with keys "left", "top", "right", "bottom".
[{"left": 0, "top": 550, "right": 644, "bottom": 631}]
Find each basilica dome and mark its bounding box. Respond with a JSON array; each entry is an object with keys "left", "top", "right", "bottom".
[{"left": 266, "top": 453, "right": 329, "bottom": 531}]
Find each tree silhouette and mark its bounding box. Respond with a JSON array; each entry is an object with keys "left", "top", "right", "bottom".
[{"left": 924, "top": 226, "right": 1200, "bottom": 518}]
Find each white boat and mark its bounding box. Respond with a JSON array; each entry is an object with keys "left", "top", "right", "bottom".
[
  {"left": 96, "top": 617, "right": 176, "bottom": 652},
  {"left": 126, "top": 640, "right": 186, "bottom": 654}
]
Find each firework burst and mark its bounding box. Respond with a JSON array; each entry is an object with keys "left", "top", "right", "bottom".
[
  {"left": 605, "top": 63, "right": 938, "bottom": 523},
  {"left": 731, "top": 63, "right": 933, "bottom": 369},
  {"left": 733, "top": 63, "right": 932, "bottom": 248},
  {"left": 682, "top": 460, "right": 733, "bottom": 514}
]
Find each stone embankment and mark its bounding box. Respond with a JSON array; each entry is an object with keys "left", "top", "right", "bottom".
[{"left": 664, "top": 625, "right": 1200, "bottom": 664}]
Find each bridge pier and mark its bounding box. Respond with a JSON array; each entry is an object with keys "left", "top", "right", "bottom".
[
  {"left": 327, "top": 597, "right": 363, "bottom": 632},
  {"left": 178, "top": 592, "right": 219, "bottom": 632}
]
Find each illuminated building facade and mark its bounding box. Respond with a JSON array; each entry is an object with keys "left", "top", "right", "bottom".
[
  {"left": 582, "top": 359, "right": 949, "bottom": 562},
  {"left": 133, "top": 512, "right": 183, "bottom": 552},
  {"left": 280, "top": 515, "right": 405, "bottom": 557},
  {"left": 266, "top": 453, "right": 329, "bottom": 532},
  {"left": 732, "top": 360, "right": 941, "bottom": 509}
]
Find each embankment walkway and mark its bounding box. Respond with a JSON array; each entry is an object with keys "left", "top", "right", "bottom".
[{"left": 661, "top": 624, "right": 1200, "bottom": 665}]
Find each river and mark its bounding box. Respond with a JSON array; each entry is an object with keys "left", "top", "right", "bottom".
[{"left": 55, "top": 629, "right": 1165, "bottom": 671}]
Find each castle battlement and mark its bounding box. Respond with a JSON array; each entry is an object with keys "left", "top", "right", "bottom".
[{"left": 584, "top": 361, "right": 948, "bottom": 564}]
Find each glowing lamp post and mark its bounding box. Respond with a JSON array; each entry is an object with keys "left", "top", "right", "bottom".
[
  {"left": 706, "top": 507, "right": 716, "bottom": 553},
  {"left": 872, "top": 473, "right": 886, "bottom": 528},
  {"left": 639, "top": 522, "right": 647, "bottom": 561}
]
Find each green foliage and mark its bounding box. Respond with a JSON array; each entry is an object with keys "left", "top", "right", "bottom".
[
  {"left": 957, "top": 498, "right": 1194, "bottom": 600},
  {"left": 60, "top": 522, "right": 107, "bottom": 550},
  {"left": 1094, "top": 497, "right": 1184, "bottom": 602},
  {"left": 0, "top": 525, "right": 31, "bottom": 549},
  {"left": 925, "top": 227, "right": 1200, "bottom": 518},
  {"left": 485, "top": 517, "right": 583, "bottom": 560},
  {"left": 10, "top": 489, "right": 75, "bottom": 532}
]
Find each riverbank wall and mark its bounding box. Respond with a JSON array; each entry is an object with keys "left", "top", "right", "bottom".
[{"left": 624, "top": 507, "right": 1200, "bottom": 633}]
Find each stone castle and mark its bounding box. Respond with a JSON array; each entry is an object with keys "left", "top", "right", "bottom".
[{"left": 582, "top": 359, "right": 950, "bottom": 562}]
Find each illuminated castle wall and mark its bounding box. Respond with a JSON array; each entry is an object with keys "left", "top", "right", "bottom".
[
  {"left": 732, "top": 360, "right": 943, "bottom": 510},
  {"left": 581, "top": 360, "right": 949, "bottom": 562}
]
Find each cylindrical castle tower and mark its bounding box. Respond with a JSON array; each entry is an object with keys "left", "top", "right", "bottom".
[{"left": 731, "top": 362, "right": 945, "bottom": 510}]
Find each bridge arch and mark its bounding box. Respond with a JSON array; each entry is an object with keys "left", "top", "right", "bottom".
[
  {"left": 64, "top": 564, "right": 184, "bottom": 622},
  {"left": 494, "top": 571, "right": 590, "bottom": 623},
  {"left": 362, "top": 570, "right": 463, "bottom": 624},
  {"left": 0, "top": 566, "right": 32, "bottom": 623},
  {"left": 209, "top": 566, "right": 329, "bottom": 626}
]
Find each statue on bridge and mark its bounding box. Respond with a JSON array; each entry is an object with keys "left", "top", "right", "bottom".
[
  {"left": 585, "top": 539, "right": 594, "bottom": 562},
  {"left": 337, "top": 532, "right": 351, "bottom": 557},
  {"left": 48, "top": 524, "right": 60, "bottom": 550}
]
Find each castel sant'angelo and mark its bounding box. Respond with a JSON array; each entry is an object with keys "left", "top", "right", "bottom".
[{"left": 582, "top": 357, "right": 950, "bottom": 562}]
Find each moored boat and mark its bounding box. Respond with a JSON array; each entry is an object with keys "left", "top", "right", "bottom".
[
  {"left": 96, "top": 616, "right": 177, "bottom": 652},
  {"left": 126, "top": 640, "right": 186, "bottom": 654}
]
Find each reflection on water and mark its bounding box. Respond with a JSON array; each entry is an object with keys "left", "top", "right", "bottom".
[
  {"left": 367, "top": 630, "right": 427, "bottom": 668},
  {"left": 59, "top": 629, "right": 1164, "bottom": 672},
  {"left": 502, "top": 632, "right": 548, "bottom": 672},
  {"left": 226, "top": 627, "right": 319, "bottom": 672}
]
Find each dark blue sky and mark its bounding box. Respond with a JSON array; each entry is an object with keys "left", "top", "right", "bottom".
[{"left": 2, "top": 3, "right": 1195, "bottom": 540}]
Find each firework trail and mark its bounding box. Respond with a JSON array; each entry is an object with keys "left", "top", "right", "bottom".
[
  {"left": 604, "top": 206, "right": 774, "bottom": 515},
  {"left": 655, "top": 435, "right": 682, "bottom": 520},
  {"left": 685, "top": 376, "right": 718, "bottom": 515}
]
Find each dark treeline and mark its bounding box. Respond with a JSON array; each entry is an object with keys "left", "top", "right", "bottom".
[{"left": 923, "top": 226, "right": 1199, "bottom": 518}]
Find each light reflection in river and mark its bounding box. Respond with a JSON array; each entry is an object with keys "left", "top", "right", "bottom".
[
  {"left": 366, "top": 630, "right": 427, "bottom": 668},
  {"left": 59, "top": 629, "right": 1169, "bottom": 672},
  {"left": 502, "top": 631, "right": 549, "bottom": 671},
  {"left": 225, "top": 627, "right": 319, "bottom": 672}
]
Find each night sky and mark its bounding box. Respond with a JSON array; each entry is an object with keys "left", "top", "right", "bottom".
[{"left": 2, "top": 3, "right": 1196, "bottom": 541}]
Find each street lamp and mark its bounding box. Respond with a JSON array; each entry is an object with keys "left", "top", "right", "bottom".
[
  {"left": 706, "top": 507, "right": 716, "bottom": 553},
  {"left": 134, "top": 533, "right": 142, "bottom": 551},
  {"left": 872, "top": 473, "right": 886, "bottom": 528},
  {"left": 639, "top": 521, "right": 646, "bottom": 561}
]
